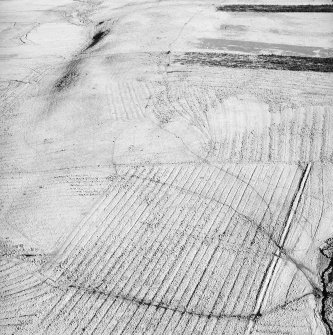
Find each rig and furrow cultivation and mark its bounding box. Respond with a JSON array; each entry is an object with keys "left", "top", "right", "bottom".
[{"left": 17, "top": 163, "right": 310, "bottom": 334}]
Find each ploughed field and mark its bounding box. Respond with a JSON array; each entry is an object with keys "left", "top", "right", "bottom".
[{"left": 1, "top": 0, "right": 333, "bottom": 334}]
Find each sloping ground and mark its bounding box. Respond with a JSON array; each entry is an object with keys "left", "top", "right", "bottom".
[{"left": 1, "top": 0, "right": 333, "bottom": 334}]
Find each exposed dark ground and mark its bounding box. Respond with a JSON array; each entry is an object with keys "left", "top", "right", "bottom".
[
  {"left": 216, "top": 5, "right": 333, "bottom": 13},
  {"left": 174, "top": 52, "right": 333, "bottom": 72}
]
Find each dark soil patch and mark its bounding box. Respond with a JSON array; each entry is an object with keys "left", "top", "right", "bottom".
[
  {"left": 54, "top": 60, "right": 80, "bottom": 93},
  {"left": 216, "top": 5, "right": 333, "bottom": 12},
  {"left": 85, "top": 29, "right": 110, "bottom": 50},
  {"left": 173, "top": 52, "right": 333, "bottom": 72}
]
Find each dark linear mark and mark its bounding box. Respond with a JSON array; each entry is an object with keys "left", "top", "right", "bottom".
[
  {"left": 173, "top": 52, "right": 333, "bottom": 72},
  {"left": 84, "top": 29, "right": 110, "bottom": 51},
  {"left": 63, "top": 282, "right": 318, "bottom": 324},
  {"left": 216, "top": 5, "right": 333, "bottom": 12},
  {"left": 53, "top": 28, "right": 110, "bottom": 92},
  {"left": 9, "top": 79, "right": 31, "bottom": 84},
  {"left": 21, "top": 254, "right": 40, "bottom": 257},
  {"left": 66, "top": 283, "right": 251, "bottom": 321},
  {"left": 249, "top": 163, "right": 313, "bottom": 331},
  {"left": 320, "top": 238, "right": 333, "bottom": 334},
  {"left": 282, "top": 163, "right": 311, "bottom": 242},
  {"left": 53, "top": 59, "right": 80, "bottom": 93}
]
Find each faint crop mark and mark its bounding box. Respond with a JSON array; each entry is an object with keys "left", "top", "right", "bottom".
[{"left": 52, "top": 20, "right": 116, "bottom": 94}]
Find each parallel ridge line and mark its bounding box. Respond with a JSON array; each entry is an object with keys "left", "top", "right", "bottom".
[
  {"left": 212, "top": 166, "right": 299, "bottom": 334},
  {"left": 55, "top": 165, "right": 185, "bottom": 334},
  {"left": 57, "top": 165, "right": 195, "bottom": 334},
  {"left": 140, "top": 165, "right": 249, "bottom": 334},
  {"left": 134, "top": 166, "right": 254, "bottom": 331},
  {"left": 164, "top": 165, "right": 265, "bottom": 334},
  {"left": 105, "top": 81, "right": 152, "bottom": 121},
  {"left": 70, "top": 165, "right": 183, "bottom": 288},
  {"left": 118, "top": 165, "right": 296, "bottom": 334},
  {"left": 229, "top": 166, "right": 299, "bottom": 316},
  {"left": 43, "top": 167, "right": 136, "bottom": 275},
  {"left": 67, "top": 165, "right": 218, "bottom": 335},
  {"left": 37, "top": 167, "right": 163, "bottom": 329},
  {"left": 156, "top": 165, "right": 298, "bottom": 335},
  {"left": 113, "top": 165, "right": 228, "bottom": 334},
  {"left": 42, "top": 171, "right": 128, "bottom": 273},
  {"left": 31, "top": 164, "right": 301, "bottom": 334},
  {"left": 57, "top": 166, "right": 163, "bottom": 281},
  {"left": 46, "top": 165, "right": 262, "bottom": 334},
  {"left": 82, "top": 165, "right": 208, "bottom": 335},
  {"left": 61, "top": 165, "right": 209, "bottom": 334},
  {"left": 245, "top": 163, "right": 312, "bottom": 335},
  {"left": 198, "top": 166, "right": 282, "bottom": 334},
  {"left": 38, "top": 165, "right": 189, "bottom": 331}
]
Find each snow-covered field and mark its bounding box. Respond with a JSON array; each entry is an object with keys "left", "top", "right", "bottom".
[{"left": 1, "top": 1, "right": 333, "bottom": 334}]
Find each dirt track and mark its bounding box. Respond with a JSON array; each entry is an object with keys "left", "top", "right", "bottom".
[{"left": 1, "top": 1, "right": 333, "bottom": 334}]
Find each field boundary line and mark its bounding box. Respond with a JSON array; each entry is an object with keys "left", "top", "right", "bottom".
[{"left": 245, "top": 162, "right": 312, "bottom": 335}]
